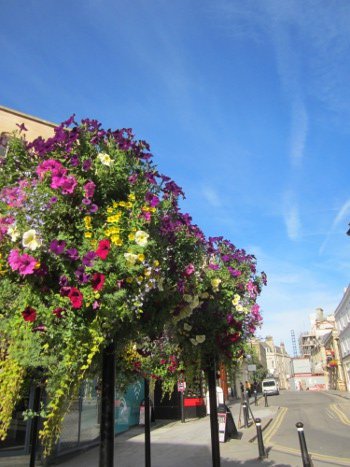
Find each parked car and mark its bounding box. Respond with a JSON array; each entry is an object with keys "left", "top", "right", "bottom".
[{"left": 262, "top": 378, "right": 279, "bottom": 395}]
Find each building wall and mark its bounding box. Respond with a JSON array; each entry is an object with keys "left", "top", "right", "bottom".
[
  {"left": 0, "top": 105, "right": 56, "bottom": 142},
  {"left": 334, "top": 286, "right": 350, "bottom": 391}
]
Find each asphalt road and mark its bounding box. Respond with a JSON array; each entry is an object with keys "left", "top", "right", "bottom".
[{"left": 262, "top": 390, "right": 350, "bottom": 464}]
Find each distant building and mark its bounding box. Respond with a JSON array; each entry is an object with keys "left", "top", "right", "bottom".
[
  {"left": 334, "top": 285, "right": 350, "bottom": 391},
  {"left": 299, "top": 308, "right": 335, "bottom": 357},
  {"left": 262, "top": 336, "right": 291, "bottom": 390}
]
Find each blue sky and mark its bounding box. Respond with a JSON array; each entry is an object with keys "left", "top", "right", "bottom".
[{"left": 2, "top": 0, "right": 350, "bottom": 355}]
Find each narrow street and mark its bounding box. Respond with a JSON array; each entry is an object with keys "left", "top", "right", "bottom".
[{"left": 262, "top": 391, "right": 350, "bottom": 463}]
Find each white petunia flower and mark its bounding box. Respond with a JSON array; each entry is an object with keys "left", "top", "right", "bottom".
[
  {"left": 97, "top": 152, "right": 113, "bottom": 166},
  {"left": 135, "top": 230, "right": 149, "bottom": 247},
  {"left": 196, "top": 335, "right": 206, "bottom": 344},
  {"left": 22, "top": 229, "right": 42, "bottom": 251},
  {"left": 124, "top": 252, "right": 138, "bottom": 265},
  {"left": 7, "top": 225, "right": 20, "bottom": 242},
  {"left": 184, "top": 323, "right": 192, "bottom": 331}
]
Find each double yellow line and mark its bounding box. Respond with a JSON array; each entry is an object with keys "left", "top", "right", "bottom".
[
  {"left": 329, "top": 403, "right": 350, "bottom": 426},
  {"left": 263, "top": 406, "right": 288, "bottom": 445}
]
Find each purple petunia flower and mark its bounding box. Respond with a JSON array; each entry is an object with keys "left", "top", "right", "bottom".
[
  {"left": 82, "top": 251, "right": 97, "bottom": 267},
  {"left": 83, "top": 159, "right": 92, "bottom": 171},
  {"left": 90, "top": 204, "right": 98, "bottom": 213},
  {"left": 75, "top": 266, "right": 91, "bottom": 284},
  {"left": 65, "top": 248, "right": 79, "bottom": 261},
  {"left": 50, "top": 239, "right": 66, "bottom": 255}
]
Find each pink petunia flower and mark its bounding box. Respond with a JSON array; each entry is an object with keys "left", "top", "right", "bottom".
[
  {"left": 96, "top": 239, "right": 110, "bottom": 260},
  {"left": 68, "top": 287, "right": 84, "bottom": 308}
]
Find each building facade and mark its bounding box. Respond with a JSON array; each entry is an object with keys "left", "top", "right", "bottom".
[
  {"left": 334, "top": 285, "right": 350, "bottom": 391},
  {"left": 262, "top": 336, "right": 291, "bottom": 390}
]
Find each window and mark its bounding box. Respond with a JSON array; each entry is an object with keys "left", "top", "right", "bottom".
[{"left": 0, "top": 132, "right": 10, "bottom": 158}]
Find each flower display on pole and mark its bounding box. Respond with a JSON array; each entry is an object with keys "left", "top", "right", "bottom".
[
  {"left": 0, "top": 116, "right": 267, "bottom": 456},
  {"left": 0, "top": 117, "right": 206, "bottom": 452}
]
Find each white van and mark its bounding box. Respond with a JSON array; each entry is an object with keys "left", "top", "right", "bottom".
[{"left": 262, "top": 378, "right": 279, "bottom": 395}]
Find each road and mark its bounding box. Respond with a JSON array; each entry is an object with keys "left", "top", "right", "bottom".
[{"left": 262, "top": 391, "right": 350, "bottom": 465}]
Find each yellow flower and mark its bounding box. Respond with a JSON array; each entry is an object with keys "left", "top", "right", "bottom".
[
  {"left": 128, "top": 233, "right": 135, "bottom": 241},
  {"left": 153, "top": 260, "right": 159, "bottom": 267},
  {"left": 104, "top": 229, "right": 111, "bottom": 236},
  {"left": 126, "top": 202, "right": 133, "bottom": 209},
  {"left": 144, "top": 267, "right": 151, "bottom": 276},
  {"left": 85, "top": 232, "right": 92, "bottom": 238},
  {"left": 98, "top": 152, "right": 113, "bottom": 166},
  {"left": 135, "top": 230, "right": 149, "bottom": 247},
  {"left": 111, "top": 235, "right": 122, "bottom": 246},
  {"left": 90, "top": 240, "right": 98, "bottom": 248},
  {"left": 84, "top": 216, "right": 92, "bottom": 229},
  {"left": 138, "top": 253, "right": 145, "bottom": 262},
  {"left": 22, "top": 229, "right": 42, "bottom": 251},
  {"left": 211, "top": 278, "right": 221, "bottom": 291},
  {"left": 107, "top": 207, "right": 113, "bottom": 213},
  {"left": 137, "top": 276, "right": 143, "bottom": 282},
  {"left": 150, "top": 207, "right": 156, "bottom": 213},
  {"left": 126, "top": 277, "right": 133, "bottom": 283},
  {"left": 119, "top": 201, "right": 126, "bottom": 207},
  {"left": 128, "top": 194, "right": 135, "bottom": 200}
]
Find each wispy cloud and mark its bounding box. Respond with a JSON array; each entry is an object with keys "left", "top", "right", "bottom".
[
  {"left": 289, "top": 98, "right": 308, "bottom": 167},
  {"left": 282, "top": 192, "right": 301, "bottom": 241},
  {"left": 319, "top": 197, "right": 350, "bottom": 254},
  {"left": 201, "top": 185, "right": 223, "bottom": 208}
]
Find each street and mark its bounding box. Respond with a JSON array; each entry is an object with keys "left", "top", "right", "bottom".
[{"left": 262, "top": 391, "right": 350, "bottom": 463}]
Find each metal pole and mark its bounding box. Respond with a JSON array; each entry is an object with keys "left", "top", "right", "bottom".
[
  {"left": 242, "top": 400, "right": 249, "bottom": 428},
  {"left": 264, "top": 391, "right": 268, "bottom": 407},
  {"left": 181, "top": 391, "right": 185, "bottom": 423},
  {"left": 255, "top": 418, "right": 267, "bottom": 459},
  {"left": 254, "top": 390, "right": 257, "bottom": 406},
  {"left": 207, "top": 366, "right": 221, "bottom": 467},
  {"left": 144, "top": 378, "right": 151, "bottom": 467},
  {"left": 99, "top": 339, "right": 116, "bottom": 467},
  {"left": 296, "top": 422, "right": 312, "bottom": 467},
  {"left": 29, "top": 386, "right": 41, "bottom": 467}
]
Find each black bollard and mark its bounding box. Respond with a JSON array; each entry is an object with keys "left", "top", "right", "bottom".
[
  {"left": 242, "top": 400, "right": 249, "bottom": 428},
  {"left": 255, "top": 418, "right": 267, "bottom": 459},
  {"left": 144, "top": 379, "right": 151, "bottom": 467},
  {"left": 254, "top": 390, "right": 258, "bottom": 406},
  {"left": 296, "top": 422, "right": 312, "bottom": 467},
  {"left": 264, "top": 391, "right": 268, "bottom": 407}
]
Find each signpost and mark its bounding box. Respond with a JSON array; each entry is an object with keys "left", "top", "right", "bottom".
[{"left": 178, "top": 380, "right": 186, "bottom": 423}]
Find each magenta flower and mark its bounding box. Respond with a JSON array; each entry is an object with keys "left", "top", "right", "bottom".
[
  {"left": 68, "top": 287, "right": 84, "bottom": 308},
  {"left": 8, "top": 249, "right": 37, "bottom": 275},
  {"left": 18, "top": 254, "right": 37, "bottom": 275},
  {"left": 84, "top": 181, "right": 96, "bottom": 198},
  {"left": 185, "top": 263, "right": 195, "bottom": 276},
  {"left": 228, "top": 267, "right": 242, "bottom": 277},
  {"left": 36, "top": 159, "right": 62, "bottom": 178},
  {"left": 61, "top": 175, "right": 77, "bottom": 195},
  {"left": 8, "top": 249, "right": 21, "bottom": 271},
  {"left": 96, "top": 240, "right": 110, "bottom": 260}
]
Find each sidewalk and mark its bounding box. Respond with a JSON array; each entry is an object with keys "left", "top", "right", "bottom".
[{"left": 55, "top": 396, "right": 307, "bottom": 467}]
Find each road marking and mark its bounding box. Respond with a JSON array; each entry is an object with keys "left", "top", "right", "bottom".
[
  {"left": 330, "top": 403, "right": 350, "bottom": 426},
  {"left": 263, "top": 406, "right": 288, "bottom": 445},
  {"left": 271, "top": 444, "right": 350, "bottom": 466}
]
